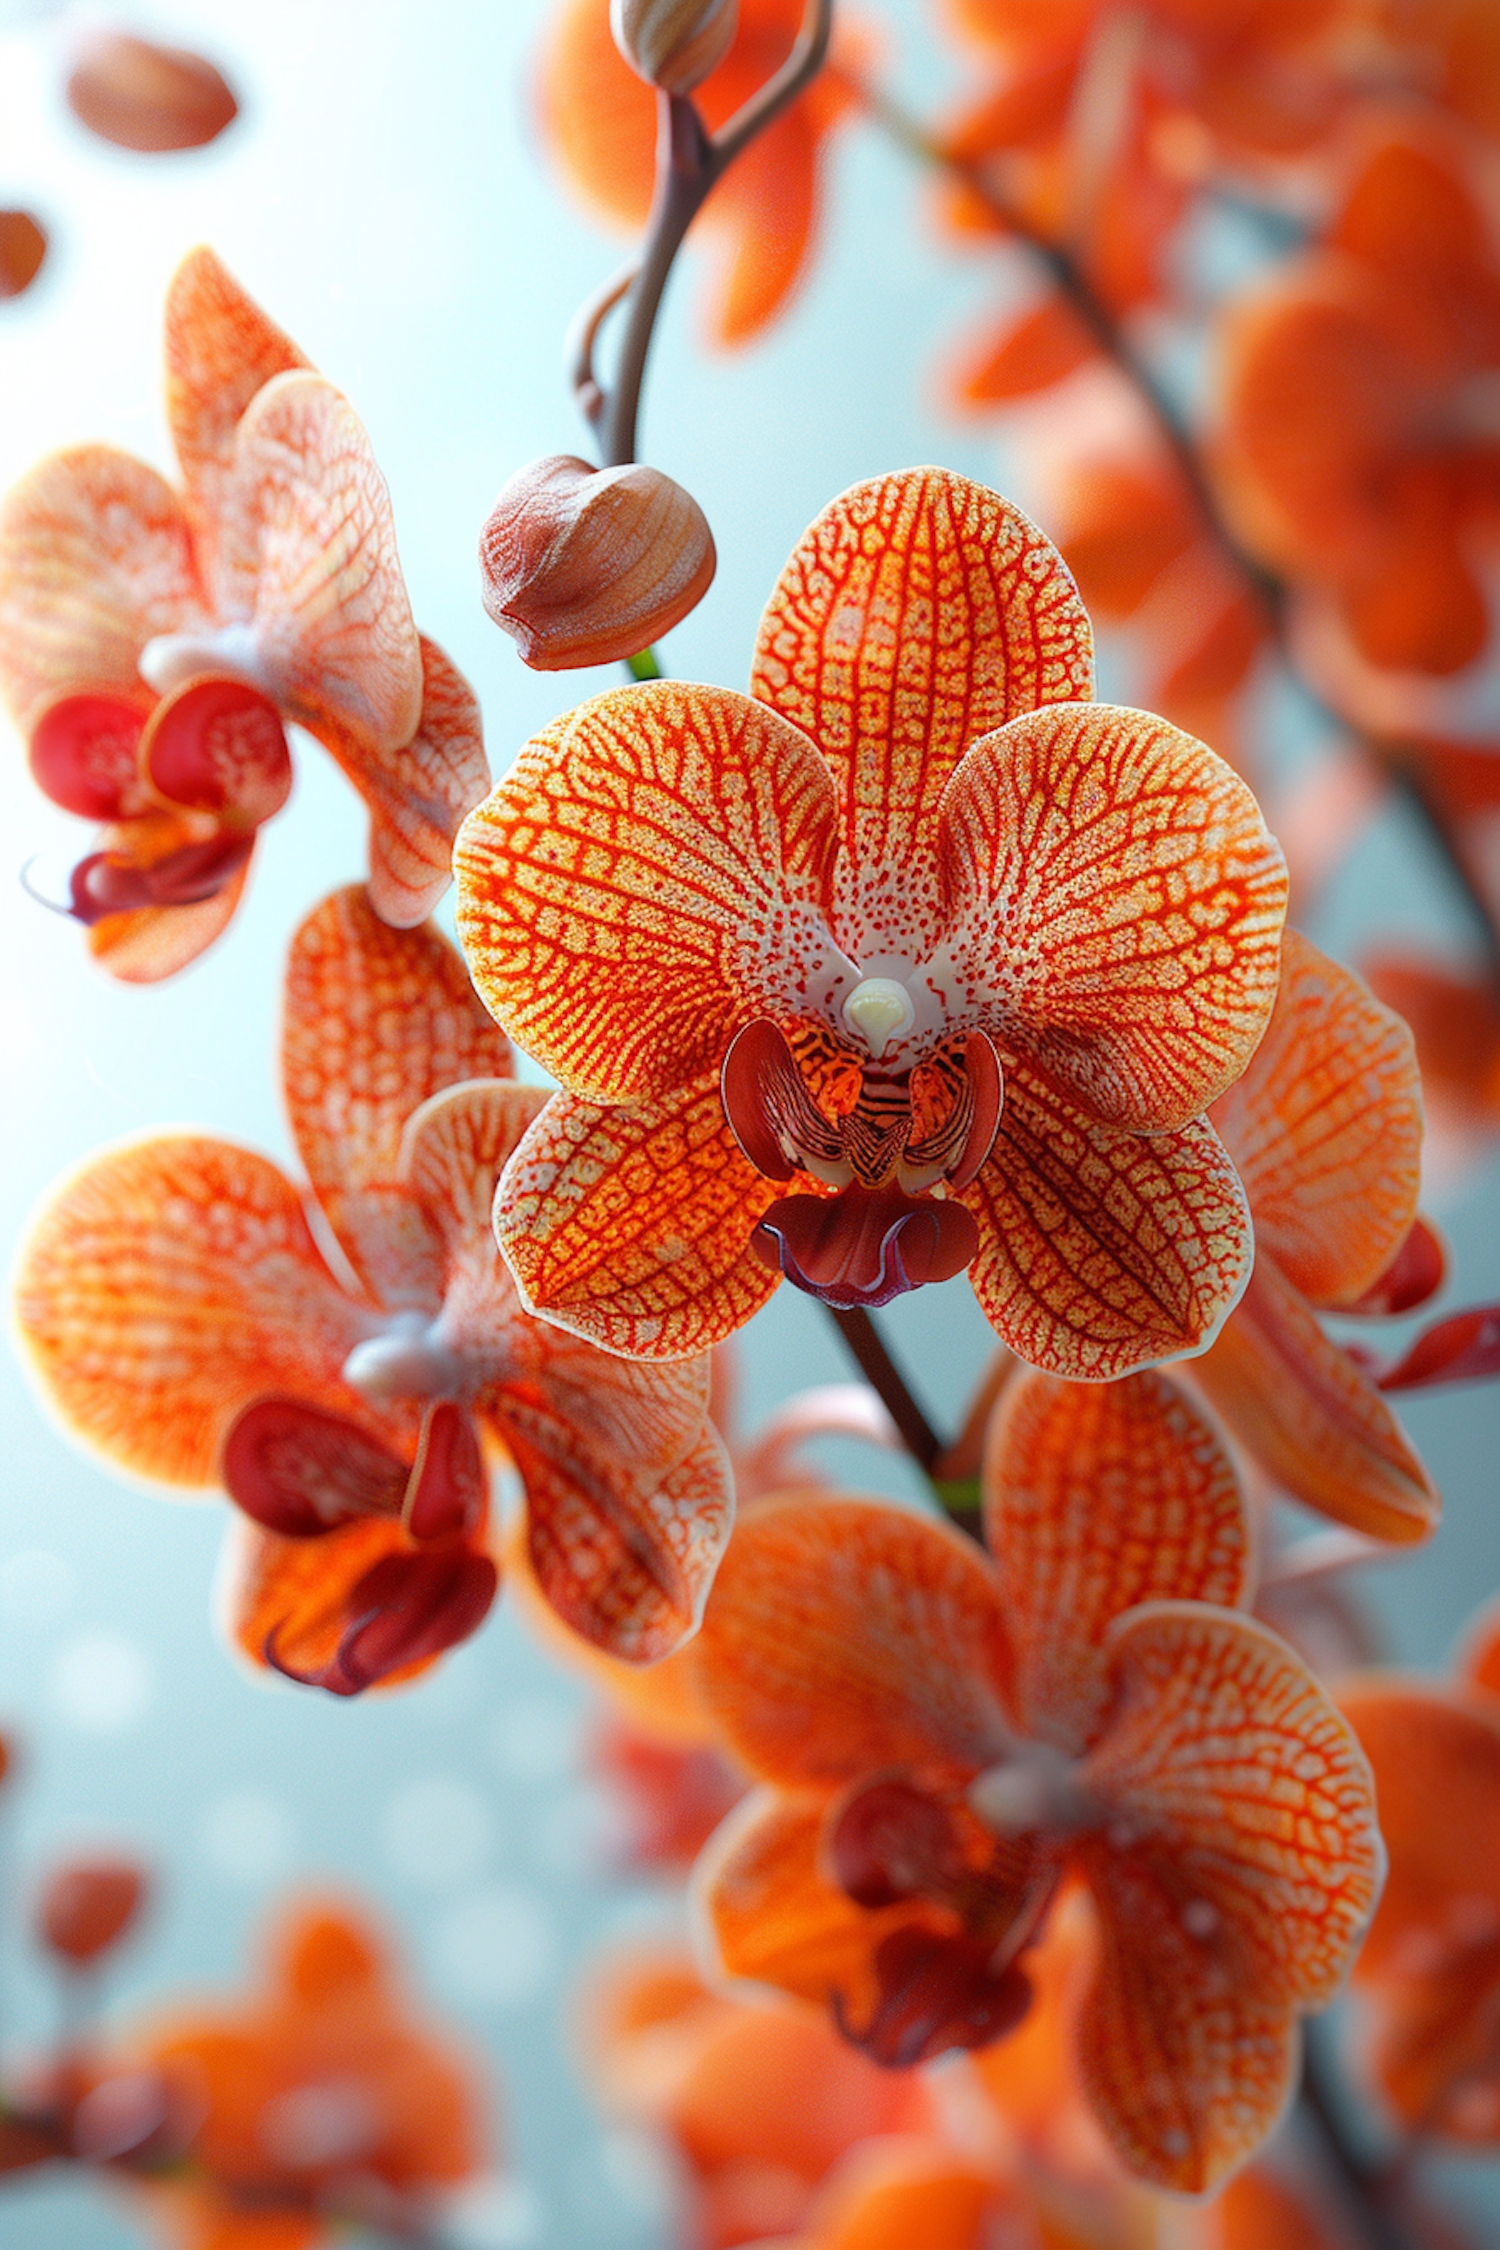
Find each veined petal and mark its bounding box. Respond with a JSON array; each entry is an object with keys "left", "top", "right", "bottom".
[
  {"left": 507, "top": 1418, "right": 731, "bottom": 1664},
  {"left": 163, "top": 246, "right": 308, "bottom": 539},
  {"left": 750, "top": 470, "right": 1093, "bottom": 962},
  {"left": 281, "top": 886, "right": 512, "bottom": 1301},
  {"left": 360, "top": 636, "right": 490, "bottom": 928},
  {"left": 960, "top": 1060, "right": 1253, "bottom": 1379},
  {"left": 213, "top": 372, "right": 422, "bottom": 756},
  {"left": 1075, "top": 1878, "right": 1299, "bottom": 2193},
  {"left": 694, "top": 1494, "right": 1010, "bottom": 1788},
  {"left": 697, "top": 1790, "right": 938, "bottom": 2022},
  {"left": 400, "top": 1079, "right": 546, "bottom": 1266},
  {"left": 1191, "top": 1256, "right": 1437, "bottom": 1543},
  {"left": 15, "top": 1136, "right": 378, "bottom": 1486},
  {"left": 454, "top": 683, "right": 840, "bottom": 1102},
  {"left": 937, "top": 702, "right": 1287, "bottom": 1132},
  {"left": 493, "top": 1076, "right": 781, "bottom": 1360},
  {"left": 0, "top": 446, "right": 206, "bottom": 728},
  {"left": 1082, "top": 1604, "right": 1383, "bottom": 2014},
  {"left": 1209, "top": 929, "right": 1422, "bottom": 1306},
  {"left": 983, "top": 1370, "right": 1251, "bottom": 1752}
]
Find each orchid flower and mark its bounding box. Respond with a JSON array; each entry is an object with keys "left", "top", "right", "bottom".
[
  {"left": 15, "top": 887, "right": 730, "bottom": 1683},
  {"left": 456, "top": 466, "right": 1287, "bottom": 1380},
  {"left": 691, "top": 1366, "right": 1381, "bottom": 2192},
  {"left": 0, "top": 248, "right": 486, "bottom": 980}
]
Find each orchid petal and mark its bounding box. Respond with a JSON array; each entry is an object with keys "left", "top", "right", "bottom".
[
  {"left": 984, "top": 1370, "right": 1251, "bottom": 1751},
  {"left": 163, "top": 245, "right": 308, "bottom": 543},
  {"left": 1209, "top": 930, "right": 1422, "bottom": 1306},
  {"left": 694, "top": 1494, "right": 1010, "bottom": 1788},
  {"left": 0, "top": 446, "right": 206, "bottom": 729},
  {"left": 959, "top": 1057, "right": 1253, "bottom": 1378},
  {"left": 751, "top": 469, "right": 1093, "bottom": 963},
  {"left": 938, "top": 702, "right": 1287, "bottom": 1132},
  {"left": 16, "top": 1136, "right": 380, "bottom": 1486},
  {"left": 1192, "top": 1255, "right": 1437, "bottom": 1541},
  {"left": 455, "top": 683, "right": 840, "bottom": 1103},
  {"left": 493, "top": 1076, "right": 781, "bottom": 1360}
]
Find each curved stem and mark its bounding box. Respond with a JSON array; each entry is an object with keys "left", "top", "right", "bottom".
[
  {"left": 567, "top": 257, "right": 638, "bottom": 430},
  {"left": 592, "top": 0, "right": 835, "bottom": 466},
  {"left": 826, "top": 1308, "right": 943, "bottom": 1473},
  {"left": 854, "top": 74, "right": 1500, "bottom": 977}
]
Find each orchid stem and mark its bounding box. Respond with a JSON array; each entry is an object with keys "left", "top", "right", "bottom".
[
  {"left": 580, "top": 0, "right": 835, "bottom": 466},
  {"left": 626, "top": 645, "right": 663, "bottom": 680},
  {"left": 826, "top": 1308, "right": 943, "bottom": 1473},
  {"left": 854, "top": 75, "right": 1500, "bottom": 979}
]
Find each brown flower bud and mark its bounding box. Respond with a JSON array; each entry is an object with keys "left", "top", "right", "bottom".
[
  {"left": 481, "top": 455, "right": 716, "bottom": 670},
  {"left": 66, "top": 33, "right": 238, "bottom": 154},
  {"left": 0, "top": 213, "right": 47, "bottom": 301},
  {"left": 610, "top": 0, "right": 737, "bottom": 95},
  {"left": 38, "top": 1858, "right": 148, "bottom": 1966}
]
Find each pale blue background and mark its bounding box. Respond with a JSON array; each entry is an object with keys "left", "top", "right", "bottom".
[{"left": 0, "top": 1, "right": 1497, "bottom": 2242}]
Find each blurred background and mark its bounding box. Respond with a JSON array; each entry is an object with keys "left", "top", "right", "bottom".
[{"left": 1, "top": 0, "right": 1497, "bottom": 2241}]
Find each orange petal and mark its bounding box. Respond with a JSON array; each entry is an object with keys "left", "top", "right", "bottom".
[
  {"left": 454, "top": 684, "right": 838, "bottom": 1102},
  {"left": 697, "top": 1791, "right": 934, "bottom": 2022},
  {"left": 85, "top": 859, "right": 250, "bottom": 985},
  {"left": 945, "top": 294, "right": 1098, "bottom": 407},
  {"left": 493, "top": 1076, "right": 781, "bottom": 1360},
  {"left": 506, "top": 1410, "right": 730, "bottom": 1665},
  {"left": 1209, "top": 928, "right": 1422, "bottom": 1306},
  {"left": 1053, "top": 457, "right": 1195, "bottom": 618},
  {"left": 0, "top": 446, "right": 205, "bottom": 729},
  {"left": 940, "top": 701, "right": 1288, "bottom": 1132},
  {"left": 1190, "top": 1255, "right": 1437, "bottom": 1542},
  {"left": 695, "top": 1494, "right": 1008, "bottom": 1788},
  {"left": 163, "top": 246, "right": 308, "bottom": 539},
  {"left": 695, "top": 113, "right": 818, "bottom": 346},
  {"left": 214, "top": 372, "right": 422, "bottom": 756},
  {"left": 15, "top": 1136, "right": 376, "bottom": 1486},
  {"left": 1363, "top": 955, "right": 1500, "bottom": 1125},
  {"left": 983, "top": 1369, "right": 1250, "bottom": 1749},
  {"left": 1458, "top": 1595, "right": 1500, "bottom": 1700},
  {"left": 1339, "top": 1682, "right": 1500, "bottom": 1986},
  {"left": 959, "top": 1059, "right": 1253, "bottom": 1379},
  {"left": 536, "top": 0, "right": 657, "bottom": 232},
  {"left": 1204, "top": 2168, "right": 1345, "bottom": 2250},
  {"left": 796, "top": 2140, "right": 1014, "bottom": 2250},
  {"left": 1076, "top": 1607, "right": 1382, "bottom": 2190},
  {"left": 281, "top": 885, "right": 512, "bottom": 1299},
  {"left": 399, "top": 1078, "right": 545, "bottom": 1261},
  {"left": 751, "top": 470, "right": 1093, "bottom": 962},
  {"left": 1083, "top": 1604, "right": 1383, "bottom": 2012},
  {"left": 360, "top": 635, "right": 490, "bottom": 928}
]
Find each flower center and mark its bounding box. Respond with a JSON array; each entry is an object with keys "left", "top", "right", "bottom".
[
  {"left": 968, "top": 1744, "right": 1099, "bottom": 1843},
  {"left": 342, "top": 1311, "right": 468, "bottom": 1402},
  {"left": 139, "top": 622, "right": 271, "bottom": 700},
  {"left": 840, "top": 975, "right": 916, "bottom": 1059}
]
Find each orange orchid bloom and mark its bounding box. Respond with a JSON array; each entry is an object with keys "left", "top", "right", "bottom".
[
  {"left": 1188, "top": 927, "right": 1441, "bottom": 1543},
  {"left": 1218, "top": 122, "right": 1500, "bottom": 680},
  {"left": 536, "top": 0, "right": 862, "bottom": 346},
  {"left": 691, "top": 1369, "right": 1383, "bottom": 2194},
  {"left": 581, "top": 1943, "right": 936, "bottom": 2248},
  {"left": 1340, "top": 1601, "right": 1500, "bottom": 2141},
  {"left": 118, "top": 1899, "right": 484, "bottom": 2249},
  {"left": 936, "top": 0, "right": 1359, "bottom": 348},
  {"left": 15, "top": 886, "right": 729, "bottom": 1679},
  {"left": 0, "top": 246, "right": 486, "bottom": 981},
  {"left": 456, "top": 467, "right": 1287, "bottom": 1379}
]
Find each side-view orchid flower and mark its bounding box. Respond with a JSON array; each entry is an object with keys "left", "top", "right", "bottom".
[
  {"left": 1190, "top": 926, "right": 1441, "bottom": 1544},
  {"left": 0, "top": 247, "right": 488, "bottom": 981},
  {"left": 1340, "top": 1597, "right": 1500, "bottom": 2142},
  {"left": 690, "top": 1366, "right": 1382, "bottom": 2193},
  {"left": 15, "top": 886, "right": 730, "bottom": 1683},
  {"left": 456, "top": 466, "right": 1288, "bottom": 1380}
]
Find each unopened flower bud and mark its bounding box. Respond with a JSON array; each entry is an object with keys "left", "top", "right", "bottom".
[
  {"left": 66, "top": 32, "right": 238, "bottom": 153},
  {"left": 38, "top": 1857, "right": 149, "bottom": 1966},
  {"left": 610, "top": 0, "right": 737, "bottom": 94},
  {"left": 481, "top": 455, "right": 716, "bottom": 670}
]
